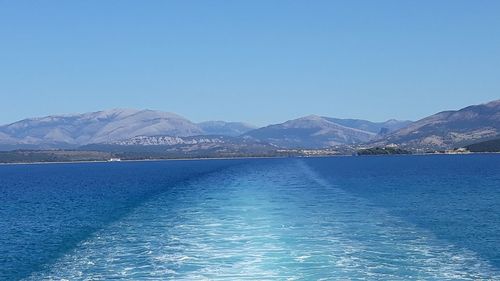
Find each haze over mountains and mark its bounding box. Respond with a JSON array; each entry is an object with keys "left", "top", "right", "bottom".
[
  {"left": 0, "top": 99, "right": 498, "bottom": 152},
  {"left": 197, "top": 121, "right": 257, "bottom": 137}
]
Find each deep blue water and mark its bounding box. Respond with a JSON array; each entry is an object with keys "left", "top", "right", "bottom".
[{"left": 0, "top": 155, "right": 499, "bottom": 280}]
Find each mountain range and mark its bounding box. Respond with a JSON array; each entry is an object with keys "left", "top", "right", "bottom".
[
  {"left": 0, "top": 109, "right": 255, "bottom": 150},
  {"left": 0, "top": 99, "right": 498, "bottom": 152}
]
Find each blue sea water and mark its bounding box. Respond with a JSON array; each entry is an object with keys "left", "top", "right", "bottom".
[{"left": 0, "top": 155, "right": 499, "bottom": 280}]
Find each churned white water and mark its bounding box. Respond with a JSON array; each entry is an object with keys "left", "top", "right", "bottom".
[{"left": 25, "top": 159, "right": 499, "bottom": 280}]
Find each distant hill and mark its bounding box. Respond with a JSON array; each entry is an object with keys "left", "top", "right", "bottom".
[
  {"left": 466, "top": 138, "right": 500, "bottom": 152},
  {"left": 0, "top": 109, "right": 256, "bottom": 150},
  {"left": 357, "top": 147, "right": 411, "bottom": 156},
  {"left": 375, "top": 100, "right": 500, "bottom": 149},
  {"left": 243, "top": 115, "right": 408, "bottom": 148},
  {"left": 0, "top": 109, "right": 201, "bottom": 149}
]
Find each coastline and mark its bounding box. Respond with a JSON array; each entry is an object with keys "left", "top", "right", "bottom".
[
  {"left": 0, "top": 152, "right": 498, "bottom": 166},
  {"left": 0, "top": 155, "right": 292, "bottom": 166}
]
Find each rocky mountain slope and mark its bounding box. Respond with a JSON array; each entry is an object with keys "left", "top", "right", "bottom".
[
  {"left": 82, "top": 135, "right": 276, "bottom": 157},
  {"left": 375, "top": 100, "right": 500, "bottom": 149},
  {"left": 243, "top": 115, "right": 410, "bottom": 148},
  {"left": 244, "top": 115, "right": 376, "bottom": 148}
]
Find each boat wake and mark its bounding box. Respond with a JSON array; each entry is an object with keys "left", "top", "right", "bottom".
[{"left": 25, "top": 159, "right": 499, "bottom": 280}]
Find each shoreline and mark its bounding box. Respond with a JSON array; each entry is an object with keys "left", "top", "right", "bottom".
[
  {"left": 0, "top": 155, "right": 293, "bottom": 166},
  {"left": 0, "top": 152, "right": 498, "bottom": 166}
]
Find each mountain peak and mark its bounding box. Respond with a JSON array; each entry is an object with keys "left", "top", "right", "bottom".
[{"left": 296, "top": 115, "right": 323, "bottom": 121}]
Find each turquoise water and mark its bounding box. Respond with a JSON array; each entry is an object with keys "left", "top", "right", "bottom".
[{"left": 0, "top": 155, "right": 499, "bottom": 280}]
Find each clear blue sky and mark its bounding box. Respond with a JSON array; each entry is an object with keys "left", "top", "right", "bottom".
[{"left": 0, "top": 1, "right": 499, "bottom": 126}]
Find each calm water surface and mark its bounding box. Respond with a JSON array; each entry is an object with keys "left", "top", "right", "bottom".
[{"left": 0, "top": 155, "right": 499, "bottom": 280}]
